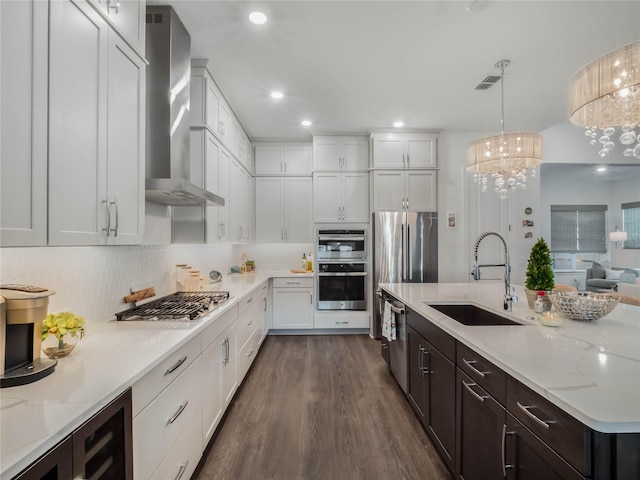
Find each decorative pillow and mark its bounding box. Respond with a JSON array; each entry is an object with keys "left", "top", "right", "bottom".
[
  {"left": 591, "top": 261, "right": 606, "bottom": 279},
  {"left": 605, "top": 269, "right": 622, "bottom": 280}
]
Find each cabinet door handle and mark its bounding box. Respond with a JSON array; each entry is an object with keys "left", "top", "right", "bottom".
[
  {"left": 405, "top": 197, "right": 409, "bottom": 210},
  {"left": 221, "top": 338, "right": 228, "bottom": 365},
  {"left": 402, "top": 153, "right": 406, "bottom": 167},
  {"left": 247, "top": 348, "right": 255, "bottom": 357},
  {"left": 421, "top": 348, "right": 431, "bottom": 375},
  {"left": 167, "top": 401, "right": 188, "bottom": 425},
  {"left": 462, "top": 381, "right": 488, "bottom": 403},
  {"left": 406, "top": 154, "right": 410, "bottom": 167},
  {"left": 463, "top": 358, "right": 488, "bottom": 378},
  {"left": 418, "top": 344, "right": 424, "bottom": 374},
  {"left": 102, "top": 198, "right": 111, "bottom": 236},
  {"left": 263, "top": 297, "right": 267, "bottom": 311},
  {"left": 501, "top": 424, "right": 515, "bottom": 477},
  {"left": 284, "top": 162, "right": 287, "bottom": 173},
  {"left": 164, "top": 356, "right": 187, "bottom": 376},
  {"left": 516, "top": 401, "right": 553, "bottom": 430},
  {"left": 109, "top": 196, "right": 118, "bottom": 237},
  {"left": 285, "top": 228, "right": 288, "bottom": 241},
  {"left": 310, "top": 292, "right": 313, "bottom": 305},
  {"left": 226, "top": 337, "right": 230, "bottom": 364},
  {"left": 107, "top": 0, "right": 119, "bottom": 14},
  {"left": 174, "top": 461, "right": 189, "bottom": 480}
]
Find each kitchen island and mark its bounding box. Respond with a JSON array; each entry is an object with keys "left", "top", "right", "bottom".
[
  {"left": 381, "top": 282, "right": 640, "bottom": 479},
  {"left": 0, "top": 270, "right": 311, "bottom": 480},
  {"left": 380, "top": 282, "right": 640, "bottom": 433}
]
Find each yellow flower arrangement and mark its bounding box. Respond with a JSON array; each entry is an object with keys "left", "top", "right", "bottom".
[{"left": 42, "top": 311, "right": 85, "bottom": 350}]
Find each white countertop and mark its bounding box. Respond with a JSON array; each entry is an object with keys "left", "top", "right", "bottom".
[
  {"left": 379, "top": 282, "right": 640, "bottom": 434},
  {"left": 0, "top": 270, "right": 310, "bottom": 479}
]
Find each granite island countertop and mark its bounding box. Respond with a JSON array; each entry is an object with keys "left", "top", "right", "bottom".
[
  {"left": 0, "top": 270, "right": 311, "bottom": 479},
  {"left": 379, "top": 282, "right": 640, "bottom": 434}
]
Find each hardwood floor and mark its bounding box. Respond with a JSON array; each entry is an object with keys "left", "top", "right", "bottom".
[{"left": 194, "top": 335, "right": 452, "bottom": 480}]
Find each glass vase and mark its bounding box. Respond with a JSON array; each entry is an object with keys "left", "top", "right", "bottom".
[{"left": 42, "top": 334, "right": 78, "bottom": 359}]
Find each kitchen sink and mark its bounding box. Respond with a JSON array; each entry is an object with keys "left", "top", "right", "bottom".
[{"left": 426, "top": 303, "right": 522, "bottom": 326}]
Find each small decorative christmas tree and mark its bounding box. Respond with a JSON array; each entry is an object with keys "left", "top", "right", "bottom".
[{"left": 525, "top": 238, "right": 555, "bottom": 308}]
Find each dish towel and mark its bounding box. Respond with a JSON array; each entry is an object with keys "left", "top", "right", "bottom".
[{"left": 382, "top": 300, "right": 396, "bottom": 341}]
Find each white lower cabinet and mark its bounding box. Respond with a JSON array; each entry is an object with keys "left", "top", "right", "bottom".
[
  {"left": 149, "top": 407, "right": 202, "bottom": 480},
  {"left": 236, "top": 293, "right": 260, "bottom": 380},
  {"left": 201, "top": 305, "right": 238, "bottom": 446},
  {"left": 272, "top": 277, "right": 314, "bottom": 329},
  {"left": 257, "top": 282, "right": 269, "bottom": 345},
  {"left": 133, "top": 356, "right": 202, "bottom": 480}
]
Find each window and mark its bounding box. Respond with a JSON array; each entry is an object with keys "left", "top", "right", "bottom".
[
  {"left": 550, "top": 205, "right": 607, "bottom": 253},
  {"left": 622, "top": 202, "right": 640, "bottom": 249}
]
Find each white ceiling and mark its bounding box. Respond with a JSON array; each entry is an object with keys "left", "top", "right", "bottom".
[{"left": 155, "top": 1, "right": 640, "bottom": 141}]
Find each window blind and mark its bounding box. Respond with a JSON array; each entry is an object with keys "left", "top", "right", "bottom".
[
  {"left": 622, "top": 201, "right": 640, "bottom": 249},
  {"left": 550, "top": 205, "right": 607, "bottom": 253}
]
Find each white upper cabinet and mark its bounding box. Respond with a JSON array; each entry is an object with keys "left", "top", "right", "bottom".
[
  {"left": 255, "top": 177, "right": 312, "bottom": 243},
  {"left": 313, "top": 136, "right": 369, "bottom": 171},
  {"left": 190, "top": 62, "right": 220, "bottom": 133},
  {"left": 372, "top": 170, "right": 437, "bottom": 212},
  {"left": 48, "top": 0, "right": 144, "bottom": 245},
  {"left": 0, "top": 0, "right": 48, "bottom": 246},
  {"left": 89, "top": 0, "right": 145, "bottom": 53},
  {"left": 371, "top": 133, "right": 437, "bottom": 169},
  {"left": 190, "top": 129, "right": 230, "bottom": 243},
  {"left": 229, "top": 159, "right": 252, "bottom": 243},
  {"left": 254, "top": 143, "right": 312, "bottom": 176},
  {"left": 313, "top": 173, "right": 369, "bottom": 223}
]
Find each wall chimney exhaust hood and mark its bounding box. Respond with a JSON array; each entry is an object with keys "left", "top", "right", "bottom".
[{"left": 145, "top": 6, "right": 224, "bottom": 207}]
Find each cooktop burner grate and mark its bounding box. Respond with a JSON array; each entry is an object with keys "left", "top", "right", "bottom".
[{"left": 115, "top": 291, "right": 230, "bottom": 321}]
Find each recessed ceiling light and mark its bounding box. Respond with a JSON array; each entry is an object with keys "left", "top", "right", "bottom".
[
  {"left": 393, "top": 121, "right": 404, "bottom": 128},
  {"left": 301, "top": 120, "right": 312, "bottom": 127},
  {"left": 249, "top": 11, "right": 267, "bottom": 25},
  {"left": 270, "top": 91, "right": 284, "bottom": 99},
  {"left": 597, "top": 166, "right": 607, "bottom": 172}
]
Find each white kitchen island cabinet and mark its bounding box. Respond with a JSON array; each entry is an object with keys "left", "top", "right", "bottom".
[
  {"left": 255, "top": 177, "right": 312, "bottom": 243},
  {"left": 272, "top": 277, "right": 314, "bottom": 329},
  {"left": 371, "top": 132, "right": 437, "bottom": 169},
  {"left": 312, "top": 136, "right": 369, "bottom": 172},
  {"left": 0, "top": 0, "right": 48, "bottom": 246},
  {"left": 48, "top": 0, "right": 145, "bottom": 246},
  {"left": 313, "top": 172, "right": 369, "bottom": 223},
  {"left": 372, "top": 170, "right": 437, "bottom": 212}
]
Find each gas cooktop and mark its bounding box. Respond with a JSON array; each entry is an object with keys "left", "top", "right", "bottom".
[{"left": 115, "top": 291, "right": 230, "bottom": 321}]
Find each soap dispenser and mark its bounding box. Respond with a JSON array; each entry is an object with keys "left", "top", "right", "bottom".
[{"left": 301, "top": 253, "right": 307, "bottom": 270}]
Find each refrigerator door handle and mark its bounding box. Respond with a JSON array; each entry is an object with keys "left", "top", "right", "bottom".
[{"left": 406, "top": 223, "right": 411, "bottom": 282}]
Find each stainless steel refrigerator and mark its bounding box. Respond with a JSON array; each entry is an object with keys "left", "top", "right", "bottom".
[{"left": 372, "top": 211, "right": 438, "bottom": 339}]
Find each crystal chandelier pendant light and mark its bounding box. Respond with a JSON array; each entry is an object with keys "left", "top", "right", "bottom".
[
  {"left": 570, "top": 42, "right": 640, "bottom": 158},
  {"left": 467, "top": 60, "right": 543, "bottom": 200}
]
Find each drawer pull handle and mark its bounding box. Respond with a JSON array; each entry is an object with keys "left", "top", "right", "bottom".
[
  {"left": 286, "top": 281, "right": 301, "bottom": 285},
  {"left": 247, "top": 298, "right": 253, "bottom": 303},
  {"left": 516, "top": 401, "right": 553, "bottom": 430},
  {"left": 247, "top": 348, "right": 255, "bottom": 357},
  {"left": 462, "top": 381, "right": 488, "bottom": 403},
  {"left": 167, "top": 401, "right": 188, "bottom": 425},
  {"left": 165, "top": 356, "right": 187, "bottom": 376},
  {"left": 174, "top": 461, "right": 189, "bottom": 480},
  {"left": 335, "top": 321, "right": 349, "bottom": 324},
  {"left": 463, "top": 358, "right": 488, "bottom": 378}
]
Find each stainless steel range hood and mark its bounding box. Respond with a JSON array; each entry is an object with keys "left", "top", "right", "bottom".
[{"left": 145, "top": 6, "right": 224, "bottom": 207}]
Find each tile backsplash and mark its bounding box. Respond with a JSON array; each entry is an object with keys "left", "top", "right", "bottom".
[{"left": 0, "top": 244, "right": 233, "bottom": 328}]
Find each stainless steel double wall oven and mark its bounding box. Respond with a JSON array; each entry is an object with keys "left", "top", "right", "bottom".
[{"left": 316, "top": 230, "right": 367, "bottom": 310}]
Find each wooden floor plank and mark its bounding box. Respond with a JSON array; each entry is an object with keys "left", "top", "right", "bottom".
[{"left": 194, "top": 335, "right": 452, "bottom": 480}]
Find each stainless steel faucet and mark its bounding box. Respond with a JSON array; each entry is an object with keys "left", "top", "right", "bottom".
[{"left": 471, "top": 231, "right": 518, "bottom": 311}]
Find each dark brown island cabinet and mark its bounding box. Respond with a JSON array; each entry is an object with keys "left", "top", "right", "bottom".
[
  {"left": 14, "top": 388, "right": 133, "bottom": 480},
  {"left": 383, "top": 296, "right": 640, "bottom": 480}
]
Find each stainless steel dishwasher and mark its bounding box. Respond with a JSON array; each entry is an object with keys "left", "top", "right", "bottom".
[{"left": 383, "top": 293, "right": 408, "bottom": 393}]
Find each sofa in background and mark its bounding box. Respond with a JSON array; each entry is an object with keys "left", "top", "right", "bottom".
[{"left": 585, "top": 262, "right": 640, "bottom": 292}]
